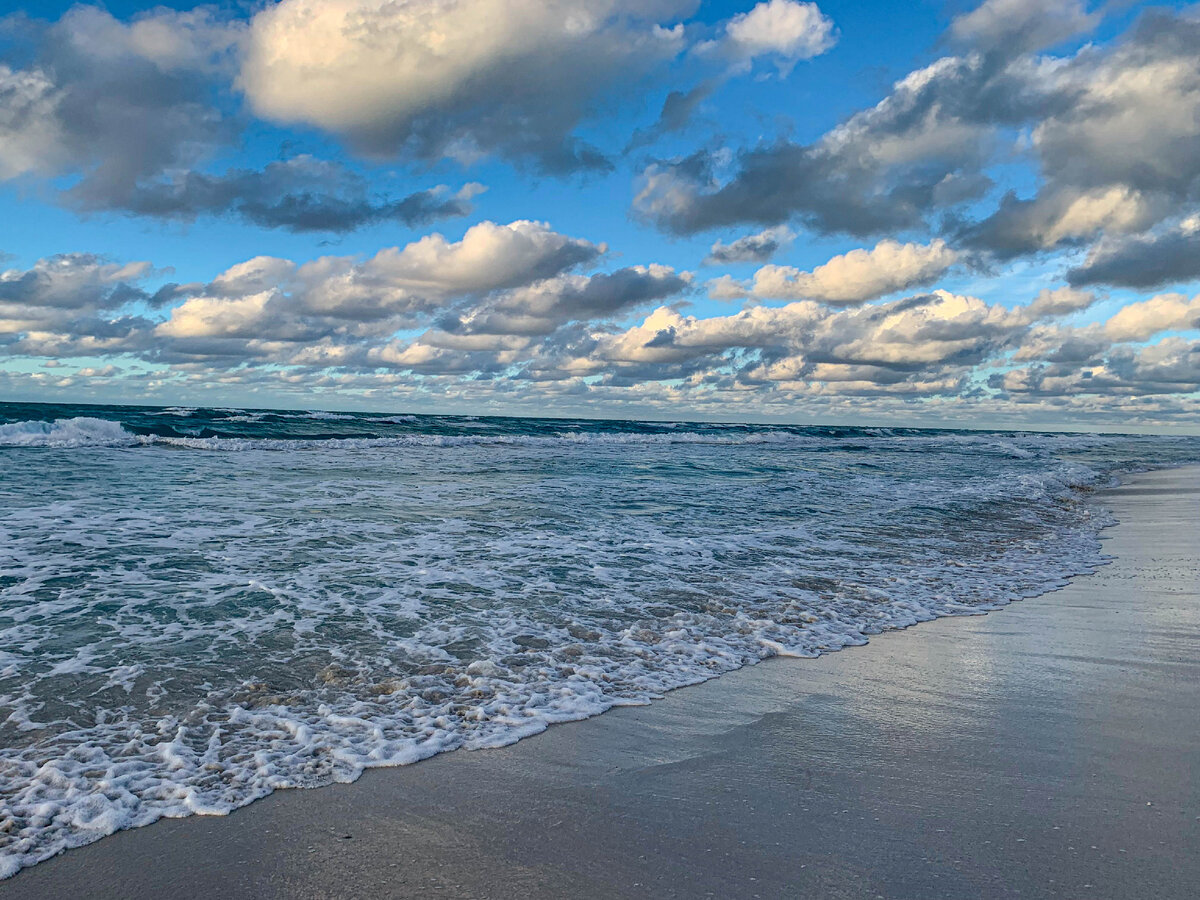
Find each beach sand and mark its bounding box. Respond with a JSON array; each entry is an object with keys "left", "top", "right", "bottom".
[{"left": 5, "top": 465, "right": 1198, "bottom": 899}]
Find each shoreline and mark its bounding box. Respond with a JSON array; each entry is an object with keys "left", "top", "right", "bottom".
[{"left": 5, "top": 465, "right": 1199, "bottom": 898}]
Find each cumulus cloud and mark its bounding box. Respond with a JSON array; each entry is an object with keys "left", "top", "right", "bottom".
[
  {"left": 0, "top": 253, "right": 162, "bottom": 357},
  {"left": 1022, "top": 286, "right": 1096, "bottom": 320},
  {"left": 157, "top": 220, "right": 604, "bottom": 345},
  {"left": 1011, "top": 291, "right": 1200, "bottom": 368},
  {"left": 542, "top": 288, "right": 1034, "bottom": 393},
  {"left": 723, "top": 0, "right": 837, "bottom": 74},
  {"left": 1103, "top": 293, "right": 1200, "bottom": 343},
  {"left": 747, "top": 239, "right": 959, "bottom": 305},
  {"left": 959, "top": 186, "right": 1164, "bottom": 258},
  {"left": 0, "top": 254, "right": 152, "bottom": 311},
  {"left": 998, "top": 338, "right": 1200, "bottom": 399},
  {"left": 238, "top": 0, "right": 691, "bottom": 172},
  {"left": 704, "top": 226, "right": 795, "bottom": 265},
  {"left": 0, "top": 66, "right": 65, "bottom": 181}
]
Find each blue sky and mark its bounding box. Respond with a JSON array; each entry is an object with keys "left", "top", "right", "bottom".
[{"left": 2, "top": 0, "right": 1200, "bottom": 429}]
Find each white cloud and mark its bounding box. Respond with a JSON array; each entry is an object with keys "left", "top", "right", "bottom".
[
  {"left": 441, "top": 265, "right": 689, "bottom": 337},
  {"left": 1103, "top": 293, "right": 1200, "bottom": 343},
  {"left": 156, "top": 220, "right": 603, "bottom": 340},
  {"left": 749, "top": 239, "right": 959, "bottom": 305},
  {"left": 238, "top": 0, "right": 689, "bottom": 168},
  {"left": 6, "top": 237, "right": 1200, "bottom": 422},
  {"left": 725, "top": 1, "right": 837, "bottom": 73},
  {"left": 157, "top": 292, "right": 275, "bottom": 340}
]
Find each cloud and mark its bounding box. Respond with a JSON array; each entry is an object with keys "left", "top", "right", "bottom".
[
  {"left": 0, "top": 66, "right": 65, "bottom": 181},
  {"left": 105, "top": 158, "right": 485, "bottom": 233},
  {"left": 1011, "top": 291, "right": 1200, "bottom": 367},
  {"left": 962, "top": 9, "right": 1200, "bottom": 255},
  {"left": 959, "top": 186, "right": 1164, "bottom": 258},
  {"left": 0, "top": 8, "right": 479, "bottom": 232},
  {"left": 704, "top": 226, "right": 795, "bottom": 265},
  {"left": 625, "top": 81, "right": 716, "bottom": 152},
  {"left": 0, "top": 7, "right": 238, "bottom": 201},
  {"left": 1103, "top": 293, "right": 1200, "bottom": 343},
  {"left": 0, "top": 253, "right": 160, "bottom": 356},
  {"left": 724, "top": 0, "right": 837, "bottom": 74},
  {"left": 950, "top": 0, "right": 1099, "bottom": 56},
  {"left": 156, "top": 220, "right": 604, "bottom": 344},
  {"left": 998, "top": 338, "right": 1200, "bottom": 398},
  {"left": 748, "top": 239, "right": 959, "bottom": 305},
  {"left": 436, "top": 265, "right": 690, "bottom": 337},
  {"left": 238, "top": 0, "right": 692, "bottom": 173},
  {"left": 635, "top": 3, "right": 1200, "bottom": 270},
  {"left": 0, "top": 254, "right": 152, "bottom": 311},
  {"left": 1022, "top": 286, "right": 1096, "bottom": 320},
  {"left": 1068, "top": 217, "right": 1200, "bottom": 290},
  {"left": 5, "top": 236, "right": 1198, "bottom": 421},
  {"left": 542, "top": 287, "right": 1056, "bottom": 388},
  {"left": 633, "top": 53, "right": 1006, "bottom": 236}
]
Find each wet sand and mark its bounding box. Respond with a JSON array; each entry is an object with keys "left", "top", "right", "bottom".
[{"left": 5, "top": 466, "right": 1198, "bottom": 899}]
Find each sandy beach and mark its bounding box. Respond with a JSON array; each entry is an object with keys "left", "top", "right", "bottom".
[{"left": 5, "top": 464, "right": 1197, "bottom": 899}]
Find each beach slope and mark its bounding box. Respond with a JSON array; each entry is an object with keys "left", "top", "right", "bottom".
[{"left": 6, "top": 466, "right": 1198, "bottom": 899}]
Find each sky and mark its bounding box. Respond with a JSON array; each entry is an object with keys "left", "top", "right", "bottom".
[{"left": 2, "top": 0, "right": 1200, "bottom": 430}]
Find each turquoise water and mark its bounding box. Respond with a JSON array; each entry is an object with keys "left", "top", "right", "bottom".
[{"left": 2, "top": 401, "right": 1198, "bottom": 877}]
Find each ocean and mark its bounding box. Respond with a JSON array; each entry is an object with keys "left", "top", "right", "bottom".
[{"left": 1, "top": 400, "right": 1198, "bottom": 878}]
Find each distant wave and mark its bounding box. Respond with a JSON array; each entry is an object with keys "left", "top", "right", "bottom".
[
  {"left": 0, "top": 416, "right": 810, "bottom": 451},
  {"left": 0, "top": 414, "right": 1162, "bottom": 460},
  {"left": 0, "top": 417, "right": 140, "bottom": 448}
]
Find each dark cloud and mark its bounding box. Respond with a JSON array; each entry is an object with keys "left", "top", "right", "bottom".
[
  {"left": 949, "top": 0, "right": 1098, "bottom": 57},
  {"left": 633, "top": 51, "right": 1027, "bottom": 236},
  {"left": 704, "top": 226, "right": 793, "bottom": 264},
  {"left": 91, "top": 158, "right": 484, "bottom": 233},
  {"left": 997, "top": 339, "right": 1200, "bottom": 398},
  {"left": 1069, "top": 225, "right": 1200, "bottom": 290},
  {"left": 637, "top": 4, "right": 1200, "bottom": 267},
  {"left": 0, "top": 253, "right": 152, "bottom": 310},
  {"left": 625, "top": 81, "right": 716, "bottom": 152}
]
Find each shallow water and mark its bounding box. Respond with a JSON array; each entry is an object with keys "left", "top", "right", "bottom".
[{"left": 1, "top": 401, "right": 1198, "bottom": 877}]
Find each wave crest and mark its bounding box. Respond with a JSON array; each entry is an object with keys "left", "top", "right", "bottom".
[{"left": 0, "top": 417, "right": 139, "bottom": 448}]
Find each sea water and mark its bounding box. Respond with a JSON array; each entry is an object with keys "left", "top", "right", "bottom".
[{"left": 1, "top": 400, "right": 1197, "bottom": 877}]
